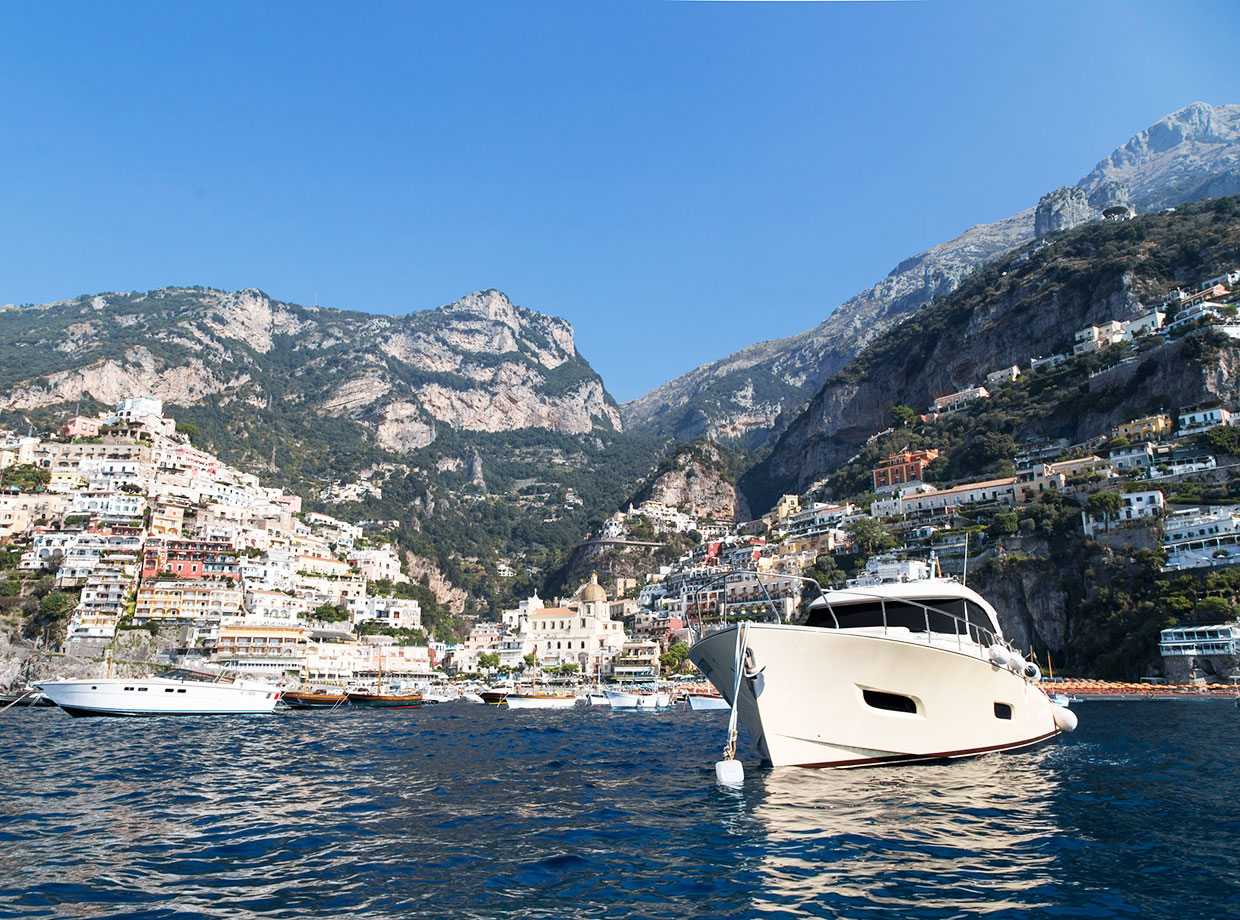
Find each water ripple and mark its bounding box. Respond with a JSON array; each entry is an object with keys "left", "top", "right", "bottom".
[{"left": 1, "top": 701, "right": 1238, "bottom": 918}]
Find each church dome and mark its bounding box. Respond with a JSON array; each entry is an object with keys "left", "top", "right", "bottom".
[{"left": 577, "top": 572, "right": 608, "bottom": 604}]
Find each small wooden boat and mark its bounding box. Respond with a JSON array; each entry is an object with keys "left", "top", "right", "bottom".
[
  {"left": 345, "top": 689, "right": 425, "bottom": 709},
  {"left": 282, "top": 689, "right": 349, "bottom": 709},
  {"left": 480, "top": 689, "right": 509, "bottom": 705}
]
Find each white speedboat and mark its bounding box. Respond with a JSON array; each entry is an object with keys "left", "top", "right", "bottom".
[
  {"left": 36, "top": 670, "right": 283, "bottom": 717},
  {"left": 586, "top": 691, "right": 610, "bottom": 706},
  {"left": 688, "top": 574, "right": 1076, "bottom": 768},
  {"left": 605, "top": 688, "right": 671, "bottom": 710},
  {"left": 686, "top": 692, "right": 730, "bottom": 711},
  {"left": 504, "top": 691, "right": 578, "bottom": 710}
]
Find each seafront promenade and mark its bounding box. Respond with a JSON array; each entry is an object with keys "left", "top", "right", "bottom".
[{"left": 1050, "top": 678, "right": 1240, "bottom": 701}]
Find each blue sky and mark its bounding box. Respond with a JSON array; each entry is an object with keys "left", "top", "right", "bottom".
[{"left": 1, "top": 0, "right": 1237, "bottom": 402}]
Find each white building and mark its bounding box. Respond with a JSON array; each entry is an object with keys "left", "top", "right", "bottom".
[
  {"left": 1178, "top": 407, "right": 1234, "bottom": 436},
  {"left": 1081, "top": 490, "right": 1165, "bottom": 538},
  {"left": 929, "top": 386, "right": 990, "bottom": 415},
  {"left": 1073, "top": 321, "right": 1125, "bottom": 356},
  {"left": 346, "top": 595, "right": 423, "bottom": 630},
  {"left": 347, "top": 547, "right": 408, "bottom": 584},
  {"left": 985, "top": 365, "right": 1021, "bottom": 386},
  {"left": 1162, "top": 506, "right": 1240, "bottom": 571}
]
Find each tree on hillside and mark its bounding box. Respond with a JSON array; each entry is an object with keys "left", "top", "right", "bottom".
[
  {"left": 845, "top": 518, "right": 897, "bottom": 557},
  {"left": 1088, "top": 491, "right": 1124, "bottom": 533}
]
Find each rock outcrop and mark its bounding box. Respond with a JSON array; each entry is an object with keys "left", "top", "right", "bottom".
[
  {"left": 633, "top": 441, "right": 751, "bottom": 523},
  {"left": 1034, "top": 186, "right": 1095, "bottom": 237}
]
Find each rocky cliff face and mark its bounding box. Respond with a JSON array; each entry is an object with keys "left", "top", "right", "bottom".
[
  {"left": 0, "top": 287, "right": 621, "bottom": 442},
  {"left": 633, "top": 442, "right": 751, "bottom": 523},
  {"left": 748, "top": 196, "right": 1240, "bottom": 501},
  {"left": 623, "top": 102, "right": 1240, "bottom": 445},
  {"left": 1034, "top": 186, "right": 1095, "bottom": 236}
]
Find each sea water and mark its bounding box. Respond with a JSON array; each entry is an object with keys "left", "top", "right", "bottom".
[{"left": 1, "top": 700, "right": 1237, "bottom": 919}]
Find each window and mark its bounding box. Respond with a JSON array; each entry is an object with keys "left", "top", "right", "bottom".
[
  {"left": 863, "top": 689, "right": 917, "bottom": 714},
  {"left": 994, "top": 702, "right": 1013, "bottom": 720}
]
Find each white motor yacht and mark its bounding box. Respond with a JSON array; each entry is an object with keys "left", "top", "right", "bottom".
[
  {"left": 605, "top": 688, "right": 671, "bottom": 710},
  {"left": 36, "top": 670, "right": 283, "bottom": 717},
  {"left": 688, "top": 566, "right": 1076, "bottom": 768},
  {"left": 504, "top": 691, "right": 578, "bottom": 710}
]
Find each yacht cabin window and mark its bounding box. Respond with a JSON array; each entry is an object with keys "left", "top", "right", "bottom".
[{"left": 807, "top": 597, "right": 994, "bottom": 637}]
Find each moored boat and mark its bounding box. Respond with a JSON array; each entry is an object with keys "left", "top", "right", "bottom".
[
  {"left": 686, "top": 691, "right": 730, "bottom": 711},
  {"left": 504, "top": 690, "right": 577, "bottom": 710},
  {"left": 688, "top": 561, "right": 1077, "bottom": 768},
  {"left": 0, "top": 687, "right": 56, "bottom": 708},
  {"left": 345, "top": 689, "right": 425, "bottom": 709},
  {"left": 36, "top": 671, "right": 282, "bottom": 717},
  {"left": 282, "top": 689, "right": 349, "bottom": 709},
  {"left": 605, "top": 688, "right": 671, "bottom": 710}
]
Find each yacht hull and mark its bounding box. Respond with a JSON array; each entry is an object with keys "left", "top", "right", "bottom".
[
  {"left": 689, "top": 623, "right": 1060, "bottom": 768},
  {"left": 605, "top": 689, "right": 671, "bottom": 710},
  {"left": 504, "top": 693, "right": 577, "bottom": 710},
  {"left": 37, "top": 678, "right": 282, "bottom": 717}
]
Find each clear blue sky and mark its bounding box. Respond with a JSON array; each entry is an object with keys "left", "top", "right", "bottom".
[{"left": 1, "top": 0, "right": 1237, "bottom": 401}]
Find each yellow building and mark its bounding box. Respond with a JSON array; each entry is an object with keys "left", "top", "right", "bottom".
[
  {"left": 134, "top": 579, "right": 242, "bottom": 623},
  {"left": 1113, "top": 415, "right": 1172, "bottom": 441}
]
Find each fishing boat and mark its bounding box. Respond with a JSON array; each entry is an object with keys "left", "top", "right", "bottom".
[
  {"left": 345, "top": 688, "right": 425, "bottom": 708},
  {"left": 504, "top": 659, "right": 577, "bottom": 710},
  {"left": 345, "top": 645, "right": 425, "bottom": 708},
  {"left": 688, "top": 560, "right": 1077, "bottom": 768},
  {"left": 35, "top": 670, "right": 282, "bottom": 717},
  {"left": 282, "top": 688, "right": 349, "bottom": 709}
]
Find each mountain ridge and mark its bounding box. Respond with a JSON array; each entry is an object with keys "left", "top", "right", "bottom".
[{"left": 621, "top": 101, "right": 1240, "bottom": 446}]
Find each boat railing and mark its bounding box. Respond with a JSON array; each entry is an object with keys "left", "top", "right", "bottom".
[{"left": 814, "top": 590, "right": 1009, "bottom": 656}]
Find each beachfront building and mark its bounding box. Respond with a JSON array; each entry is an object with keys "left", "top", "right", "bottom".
[{"left": 1158, "top": 623, "right": 1240, "bottom": 684}]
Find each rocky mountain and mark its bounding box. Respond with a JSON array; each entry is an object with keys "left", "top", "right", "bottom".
[
  {"left": 743, "top": 195, "right": 1240, "bottom": 507},
  {"left": 623, "top": 102, "right": 1240, "bottom": 446},
  {"left": 0, "top": 286, "right": 658, "bottom": 618},
  {"left": 0, "top": 287, "right": 620, "bottom": 444}
]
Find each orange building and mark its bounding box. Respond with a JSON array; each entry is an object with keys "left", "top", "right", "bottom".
[{"left": 872, "top": 449, "right": 940, "bottom": 490}]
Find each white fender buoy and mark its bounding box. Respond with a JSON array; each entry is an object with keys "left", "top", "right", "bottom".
[
  {"left": 1052, "top": 705, "right": 1078, "bottom": 732},
  {"left": 715, "top": 759, "right": 745, "bottom": 786},
  {"left": 1008, "top": 653, "right": 1026, "bottom": 674},
  {"left": 988, "top": 644, "right": 1011, "bottom": 667},
  {"left": 1023, "top": 662, "right": 1041, "bottom": 682}
]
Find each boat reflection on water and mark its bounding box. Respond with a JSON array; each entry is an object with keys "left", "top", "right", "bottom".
[{"left": 742, "top": 750, "right": 1062, "bottom": 917}]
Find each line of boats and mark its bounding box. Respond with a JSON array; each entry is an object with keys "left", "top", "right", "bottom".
[{"left": 6, "top": 672, "right": 728, "bottom": 717}]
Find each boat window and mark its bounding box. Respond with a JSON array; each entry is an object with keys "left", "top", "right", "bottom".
[
  {"left": 177, "top": 689, "right": 187, "bottom": 693},
  {"left": 165, "top": 688, "right": 174, "bottom": 692},
  {"left": 808, "top": 598, "right": 994, "bottom": 637},
  {"left": 994, "top": 702, "right": 1013, "bottom": 720},
  {"left": 862, "top": 689, "right": 917, "bottom": 714},
  {"left": 138, "top": 687, "right": 148, "bottom": 691},
  {"left": 124, "top": 686, "right": 133, "bottom": 691}
]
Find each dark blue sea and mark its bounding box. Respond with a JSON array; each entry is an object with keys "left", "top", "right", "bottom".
[{"left": 2, "top": 701, "right": 1238, "bottom": 919}]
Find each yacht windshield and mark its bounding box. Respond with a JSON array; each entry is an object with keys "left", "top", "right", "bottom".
[{"left": 807, "top": 596, "right": 994, "bottom": 639}]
